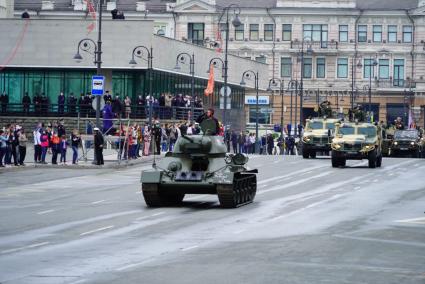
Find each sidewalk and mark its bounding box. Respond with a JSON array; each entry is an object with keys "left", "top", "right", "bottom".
[{"left": 1, "top": 143, "right": 163, "bottom": 170}]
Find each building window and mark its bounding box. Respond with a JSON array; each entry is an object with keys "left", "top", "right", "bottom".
[
  {"left": 403, "top": 26, "right": 412, "bottom": 43},
  {"left": 235, "top": 24, "right": 244, "bottom": 41},
  {"left": 188, "top": 23, "right": 204, "bottom": 45},
  {"left": 316, "top": 58, "right": 326, "bottom": 78},
  {"left": 337, "top": 58, "right": 348, "bottom": 78},
  {"left": 388, "top": 25, "right": 397, "bottom": 43},
  {"left": 339, "top": 25, "right": 348, "bottom": 42},
  {"left": 303, "top": 24, "right": 328, "bottom": 47},
  {"left": 379, "top": 59, "right": 389, "bottom": 79},
  {"left": 250, "top": 24, "right": 259, "bottom": 41},
  {"left": 373, "top": 25, "right": 382, "bottom": 42},
  {"left": 282, "top": 24, "right": 292, "bottom": 41},
  {"left": 264, "top": 24, "right": 274, "bottom": 41},
  {"left": 249, "top": 107, "right": 270, "bottom": 124},
  {"left": 255, "top": 56, "right": 267, "bottom": 64},
  {"left": 302, "top": 58, "right": 312, "bottom": 78},
  {"left": 393, "top": 59, "right": 405, "bottom": 86},
  {"left": 363, "top": 59, "right": 376, "bottom": 79},
  {"left": 358, "top": 25, "right": 367, "bottom": 42},
  {"left": 281, "top": 57, "right": 292, "bottom": 78}
]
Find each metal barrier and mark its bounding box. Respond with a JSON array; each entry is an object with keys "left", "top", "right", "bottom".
[{"left": 0, "top": 103, "right": 204, "bottom": 121}]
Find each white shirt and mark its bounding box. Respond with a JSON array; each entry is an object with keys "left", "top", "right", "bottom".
[{"left": 33, "top": 129, "right": 41, "bottom": 145}]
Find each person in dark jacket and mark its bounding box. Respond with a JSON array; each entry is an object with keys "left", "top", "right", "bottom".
[
  {"left": 78, "top": 93, "right": 85, "bottom": 115},
  {"left": 231, "top": 131, "right": 238, "bottom": 154},
  {"left": 1, "top": 92, "right": 8, "bottom": 114},
  {"left": 22, "top": 92, "right": 31, "bottom": 114},
  {"left": 94, "top": 127, "right": 104, "bottom": 165},
  {"left": 41, "top": 93, "right": 49, "bottom": 115},
  {"left": 112, "top": 95, "right": 123, "bottom": 117},
  {"left": 103, "top": 90, "right": 112, "bottom": 104},
  {"left": 68, "top": 93, "right": 77, "bottom": 114},
  {"left": 195, "top": 108, "right": 220, "bottom": 135},
  {"left": 152, "top": 121, "right": 162, "bottom": 155},
  {"left": 267, "top": 134, "right": 274, "bottom": 155},
  {"left": 33, "top": 93, "right": 41, "bottom": 114},
  {"left": 58, "top": 92, "right": 65, "bottom": 115}
]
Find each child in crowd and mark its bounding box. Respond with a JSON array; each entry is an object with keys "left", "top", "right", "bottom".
[{"left": 50, "top": 132, "right": 61, "bottom": 164}]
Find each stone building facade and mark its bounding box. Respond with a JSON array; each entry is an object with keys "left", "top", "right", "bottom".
[{"left": 10, "top": 0, "right": 425, "bottom": 127}]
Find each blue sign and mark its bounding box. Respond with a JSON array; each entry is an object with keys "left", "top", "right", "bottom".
[{"left": 92, "top": 76, "right": 105, "bottom": 96}]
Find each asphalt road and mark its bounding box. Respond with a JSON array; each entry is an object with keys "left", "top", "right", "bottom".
[{"left": 0, "top": 156, "right": 424, "bottom": 284}]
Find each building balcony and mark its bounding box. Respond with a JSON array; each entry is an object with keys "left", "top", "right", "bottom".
[
  {"left": 375, "top": 78, "right": 416, "bottom": 90},
  {"left": 290, "top": 40, "right": 338, "bottom": 51}
]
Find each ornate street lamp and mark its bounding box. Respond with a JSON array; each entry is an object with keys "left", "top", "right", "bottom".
[
  {"left": 175, "top": 53, "right": 195, "bottom": 123},
  {"left": 240, "top": 70, "right": 259, "bottom": 153}
]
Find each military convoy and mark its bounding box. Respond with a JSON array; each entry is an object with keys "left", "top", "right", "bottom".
[
  {"left": 302, "top": 118, "right": 340, "bottom": 158},
  {"left": 331, "top": 122, "right": 383, "bottom": 168},
  {"left": 140, "top": 119, "right": 258, "bottom": 208}
]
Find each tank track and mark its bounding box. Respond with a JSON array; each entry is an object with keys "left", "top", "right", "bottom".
[
  {"left": 142, "top": 183, "right": 184, "bottom": 207},
  {"left": 217, "top": 174, "right": 257, "bottom": 208}
]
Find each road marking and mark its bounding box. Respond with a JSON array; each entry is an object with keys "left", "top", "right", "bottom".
[
  {"left": 80, "top": 225, "right": 114, "bottom": 236},
  {"left": 37, "top": 209, "right": 55, "bottom": 215},
  {"left": 257, "top": 165, "right": 327, "bottom": 185},
  {"left": 373, "top": 179, "right": 379, "bottom": 182},
  {"left": 1, "top": 242, "right": 50, "bottom": 254},
  {"left": 181, "top": 245, "right": 198, "bottom": 251},
  {"left": 91, "top": 200, "right": 106, "bottom": 205},
  {"left": 395, "top": 217, "right": 425, "bottom": 224},
  {"left": 258, "top": 171, "right": 332, "bottom": 195},
  {"left": 333, "top": 234, "right": 425, "bottom": 248},
  {"left": 354, "top": 186, "right": 361, "bottom": 190},
  {"left": 116, "top": 260, "right": 151, "bottom": 271},
  {"left": 388, "top": 173, "right": 394, "bottom": 176},
  {"left": 135, "top": 212, "right": 165, "bottom": 221},
  {"left": 69, "top": 280, "right": 87, "bottom": 284},
  {"left": 233, "top": 229, "right": 245, "bottom": 234}
]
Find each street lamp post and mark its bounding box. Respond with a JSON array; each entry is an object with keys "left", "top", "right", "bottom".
[
  {"left": 218, "top": 4, "right": 242, "bottom": 128},
  {"left": 175, "top": 53, "right": 195, "bottom": 123},
  {"left": 267, "top": 78, "right": 285, "bottom": 138},
  {"left": 129, "top": 45, "right": 153, "bottom": 127},
  {"left": 297, "top": 37, "right": 313, "bottom": 136},
  {"left": 287, "top": 80, "right": 300, "bottom": 136},
  {"left": 240, "top": 70, "right": 259, "bottom": 153},
  {"left": 73, "top": 0, "right": 103, "bottom": 128}
]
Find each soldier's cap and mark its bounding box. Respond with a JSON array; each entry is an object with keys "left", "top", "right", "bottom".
[{"left": 93, "top": 127, "right": 100, "bottom": 131}]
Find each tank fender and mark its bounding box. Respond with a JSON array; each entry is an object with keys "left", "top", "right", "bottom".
[
  {"left": 212, "top": 171, "right": 234, "bottom": 185},
  {"left": 244, "top": 169, "right": 258, "bottom": 173},
  {"left": 141, "top": 171, "right": 162, "bottom": 183}
]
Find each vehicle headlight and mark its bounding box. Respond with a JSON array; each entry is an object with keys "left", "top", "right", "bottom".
[
  {"left": 411, "top": 142, "right": 415, "bottom": 146},
  {"left": 393, "top": 141, "right": 398, "bottom": 145},
  {"left": 332, "top": 143, "right": 342, "bottom": 150},
  {"left": 168, "top": 161, "right": 182, "bottom": 172},
  {"left": 303, "top": 136, "right": 311, "bottom": 142},
  {"left": 363, "top": 144, "right": 375, "bottom": 151}
]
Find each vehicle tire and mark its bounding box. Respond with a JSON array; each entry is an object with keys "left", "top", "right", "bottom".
[
  {"left": 302, "top": 148, "right": 310, "bottom": 159},
  {"left": 340, "top": 158, "right": 346, "bottom": 167},
  {"left": 376, "top": 154, "right": 382, "bottom": 167},
  {"left": 413, "top": 150, "right": 420, "bottom": 159},
  {"left": 368, "top": 150, "right": 377, "bottom": 168},
  {"left": 331, "top": 157, "right": 339, "bottom": 167},
  {"left": 310, "top": 151, "right": 317, "bottom": 159}
]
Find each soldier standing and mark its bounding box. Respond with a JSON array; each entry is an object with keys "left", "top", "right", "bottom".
[{"left": 22, "top": 92, "right": 31, "bottom": 114}]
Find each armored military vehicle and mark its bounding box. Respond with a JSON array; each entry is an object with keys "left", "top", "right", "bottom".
[
  {"left": 140, "top": 119, "right": 258, "bottom": 208},
  {"left": 302, "top": 118, "right": 340, "bottom": 158},
  {"left": 331, "top": 122, "right": 383, "bottom": 168},
  {"left": 389, "top": 129, "right": 424, "bottom": 158}
]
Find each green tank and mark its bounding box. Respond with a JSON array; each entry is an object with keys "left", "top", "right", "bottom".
[{"left": 140, "top": 119, "right": 258, "bottom": 208}]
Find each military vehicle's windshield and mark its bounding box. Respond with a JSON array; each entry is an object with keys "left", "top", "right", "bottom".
[
  {"left": 308, "top": 121, "right": 323, "bottom": 130},
  {"left": 326, "top": 123, "right": 336, "bottom": 130},
  {"left": 394, "top": 130, "right": 418, "bottom": 139},
  {"left": 339, "top": 126, "right": 355, "bottom": 135},
  {"left": 358, "top": 127, "right": 376, "bottom": 138}
]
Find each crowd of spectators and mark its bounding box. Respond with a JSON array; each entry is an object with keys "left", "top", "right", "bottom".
[{"left": 0, "top": 91, "right": 204, "bottom": 120}]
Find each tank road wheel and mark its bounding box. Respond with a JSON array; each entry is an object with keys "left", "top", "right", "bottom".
[
  {"left": 217, "top": 174, "right": 257, "bottom": 208},
  {"left": 142, "top": 183, "right": 185, "bottom": 207},
  {"left": 368, "top": 150, "right": 377, "bottom": 169}
]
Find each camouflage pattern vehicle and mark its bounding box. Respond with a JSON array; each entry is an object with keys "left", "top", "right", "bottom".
[
  {"left": 389, "top": 129, "right": 424, "bottom": 158},
  {"left": 302, "top": 118, "right": 340, "bottom": 158},
  {"left": 331, "top": 122, "right": 383, "bottom": 168},
  {"left": 381, "top": 126, "right": 395, "bottom": 157},
  {"left": 140, "top": 119, "right": 258, "bottom": 208}
]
